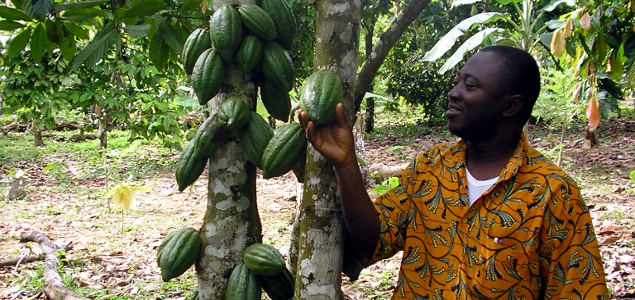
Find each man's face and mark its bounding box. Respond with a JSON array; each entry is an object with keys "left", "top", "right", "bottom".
[{"left": 446, "top": 51, "right": 508, "bottom": 141}]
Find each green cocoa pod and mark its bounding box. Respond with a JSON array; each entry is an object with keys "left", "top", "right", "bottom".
[
  {"left": 261, "top": 41, "right": 294, "bottom": 92},
  {"left": 218, "top": 96, "right": 249, "bottom": 131},
  {"left": 182, "top": 28, "right": 211, "bottom": 75},
  {"left": 238, "top": 112, "right": 273, "bottom": 169},
  {"left": 292, "top": 147, "right": 306, "bottom": 183},
  {"left": 209, "top": 5, "right": 242, "bottom": 61},
  {"left": 157, "top": 228, "right": 201, "bottom": 282},
  {"left": 174, "top": 138, "right": 207, "bottom": 192},
  {"left": 260, "top": 266, "right": 295, "bottom": 300},
  {"left": 235, "top": 35, "right": 263, "bottom": 73},
  {"left": 299, "top": 69, "right": 343, "bottom": 126},
  {"left": 237, "top": 4, "right": 276, "bottom": 41},
  {"left": 175, "top": 115, "right": 229, "bottom": 191},
  {"left": 259, "top": 0, "right": 296, "bottom": 50},
  {"left": 225, "top": 263, "right": 261, "bottom": 300},
  {"left": 259, "top": 80, "right": 291, "bottom": 122},
  {"left": 243, "top": 243, "right": 285, "bottom": 276},
  {"left": 192, "top": 48, "right": 225, "bottom": 106},
  {"left": 261, "top": 123, "right": 307, "bottom": 179}
]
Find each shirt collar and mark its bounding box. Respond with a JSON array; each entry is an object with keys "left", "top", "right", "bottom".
[{"left": 453, "top": 133, "right": 528, "bottom": 182}]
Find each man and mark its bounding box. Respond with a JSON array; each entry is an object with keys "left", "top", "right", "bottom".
[{"left": 297, "top": 46, "right": 608, "bottom": 299}]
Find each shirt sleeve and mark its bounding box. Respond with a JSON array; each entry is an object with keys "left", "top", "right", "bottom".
[
  {"left": 363, "top": 156, "right": 418, "bottom": 267},
  {"left": 539, "top": 175, "right": 609, "bottom": 299}
]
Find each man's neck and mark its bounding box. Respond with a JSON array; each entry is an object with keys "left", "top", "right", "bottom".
[{"left": 465, "top": 134, "right": 520, "bottom": 180}]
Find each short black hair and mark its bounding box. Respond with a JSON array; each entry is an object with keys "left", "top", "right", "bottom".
[{"left": 480, "top": 46, "right": 541, "bottom": 123}]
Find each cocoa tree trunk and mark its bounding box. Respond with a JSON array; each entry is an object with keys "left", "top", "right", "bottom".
[
  {"left": 294, "top": 1, "right": 362, "bottom": 299},
  {"left": 32, "top": 119, "right": 44, "bottom": 147},
  {"left": 196, "top": 46, "right": 261, "bottom": 299},
  {"left": 19, "top": 231, "right": 88, "bottom": 300}
]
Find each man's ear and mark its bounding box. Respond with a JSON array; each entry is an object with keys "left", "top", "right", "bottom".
[{"left": 502, "top": 94, "right": 524, "bottom": 118}]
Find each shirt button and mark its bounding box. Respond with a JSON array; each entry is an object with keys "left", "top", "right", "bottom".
[{"left": 462, "top": 218, "right": 468, "bottom": 223}]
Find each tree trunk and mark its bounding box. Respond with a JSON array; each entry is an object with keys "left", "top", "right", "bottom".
[
  {"left": 354, "top": 0, "right": 431, "bottom": 111},
  {"left": 364, "top": 98, "right": 374, "bottom": 133},
  {"left": 98, "top": 119, "right": 107, "bottom": 149},
  {"left": 196, "top": 52, "right": 261, "bottom": 298},
  {"left": 363, "top": 22, "right": 375, "bottom": 133},
  {"left": 32, "top": 119, "right": 44, "bottom": 147},
  {"left": 294, "top": 1, "right": 361, "bottom": 299}
]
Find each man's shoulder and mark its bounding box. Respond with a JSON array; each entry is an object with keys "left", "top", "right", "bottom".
[{"left": 519, "top": 142, "right": 580, "bottom": 192}]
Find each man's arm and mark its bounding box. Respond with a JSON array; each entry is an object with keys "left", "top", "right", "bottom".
[
  {"left": 540, "top": 178, "right": 608, "bottom": 299},
  {"left": 297, "top": 103, "right": 380, "bottom": 261}
]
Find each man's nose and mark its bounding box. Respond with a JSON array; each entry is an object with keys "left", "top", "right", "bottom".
[{"left": 447, "top": 86, "right": 459, "bottom": 100}]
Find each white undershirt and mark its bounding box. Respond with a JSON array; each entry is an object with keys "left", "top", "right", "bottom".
[{"left": 466, "top": 168, "right": 498, "bottom": 205}]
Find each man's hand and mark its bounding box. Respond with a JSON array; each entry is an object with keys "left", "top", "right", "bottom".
[{"left": 296, "top": 103, "right": 356, "bottom": 170}]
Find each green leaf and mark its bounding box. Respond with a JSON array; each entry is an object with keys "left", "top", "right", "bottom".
[
  {"left": 388, "top": 177, "right": 399, "bottom": 188},
  {"left": 372, "top": 185, "right": 391, "bottom": 195},
  {"left": 439, "top": 28, "right": 505, "bottom": 74},
  {"left": 628, "top": 62, "right": 635, "bottom": 91},
  {"left": 543, "top": 0, "right": 575, "bottom": 12},
  {"left": 57, "top": 29, "right": 76, "bottom": 61},
  {"left": 65, "top": 22, "right": 89, "bottom": 40},
  {"left": 123, "top": 0, "right": 167, "bottom": 18},
  {"left": 71, "top": 23, "right": 115, "bottom": 70},
  {"left": 630, "top": 170, "right": 635, "bottom": 184},
  {"left": 355, "top": 152, "right": 367, "bottom": 167},
  {"left": 7, "top": 28, "right": 31, "bottom": 58},
  {"left": 0, "top": 20, "right": 26, "bottom": 31},
  {"left": 175, "top": 98, "right": 199, "bottom": 107},
  {"left": 123, "top": 24, "right": 151, "bottom": 38},
  {"left": 30, "top": 23, "right": 45, "bottom": 62},
  {"left": 54, "top": 0, "right": 108, "bottom": 11},
  {"left": 61, "top": 7, "right": 103, "bottom": 22},
  {"left": 451, "top": 0, "right": 483, "bottom": 8},
  {"left": 149, "top": 33, "right": 168, "bottom": 70},
  {"left": 363, "top": 92, "right": 390, "bottom": 100},
  {"left": 32, "top": 0, "right": 54, "bottom": 21},
  {"left": 158, "top": 19, "right": 184, "bottom": 55},
  {"left": 422, "top": 12, "right": 505, "bottom": 62},
  {"left": 0, "top": 5, "right": 31, "bottom": 21}
]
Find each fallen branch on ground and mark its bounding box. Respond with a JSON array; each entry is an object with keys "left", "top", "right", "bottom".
[
  {"left": 0, "top": 243, "right": 72, "bottom": 267},
  {"left": 19, "top": 231, "right": 89, "bottom": 300}
]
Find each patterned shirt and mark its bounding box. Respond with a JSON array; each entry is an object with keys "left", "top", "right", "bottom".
[{"left": 366, "top": 135, "right": 608, "bottom": 299}]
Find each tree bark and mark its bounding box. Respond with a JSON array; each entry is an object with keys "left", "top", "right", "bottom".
[
  {"left": 98, "top": 119, "right": 107, "bottom": 150},
  {"left": 32, "top": 119, "right": 44, "bottom": 147},
  {"left": 354, "top": 0, "right": 431, "bottom": 112},
  {"left": 19, "top": 231, "right": 88, "bottom": 300},
  {"left": 196, "top": 41, "right": 261, "bottom": 298},
  {"left": 363, "top": 21, "right": 375, "bottom": 133},
  {"left": 294, "top": 1, "right": 361, "bottom": 299}
]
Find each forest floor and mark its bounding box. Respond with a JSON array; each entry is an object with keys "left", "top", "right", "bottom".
[{"left": 0, "top": 114, "right": 634, "bottom": 299}]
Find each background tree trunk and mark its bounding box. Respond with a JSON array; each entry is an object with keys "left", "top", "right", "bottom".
[
  {"left": 32, "top": 119, "right": 44, "bottom": 147},
  {"left": 294, "top": 1, "right": 361, "bottom": 299},
  {"left": 195, "top": 52, "right": 261, "bottom": 298},
  {"left": 98, "top": 119, "right": 107, "bottom": 150},
  {"left": 363, "top": 21, "right": 375, "bottom": 133}
]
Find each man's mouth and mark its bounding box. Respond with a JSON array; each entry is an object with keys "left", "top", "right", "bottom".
[{"left": 446, "top": 103, "right": 461, "bottom": 118}]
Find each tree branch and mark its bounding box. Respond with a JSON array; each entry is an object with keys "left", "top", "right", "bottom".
[
  {"left": 354, "top": 0, "right": 431, "bottom": 111},
  {"left": 20, "top": 231, "right": 89, "bottom": 300}
]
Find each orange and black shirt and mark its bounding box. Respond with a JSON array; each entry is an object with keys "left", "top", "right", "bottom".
[{"left": 365, "top": 135, "right": 608, "bottom": 299}]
